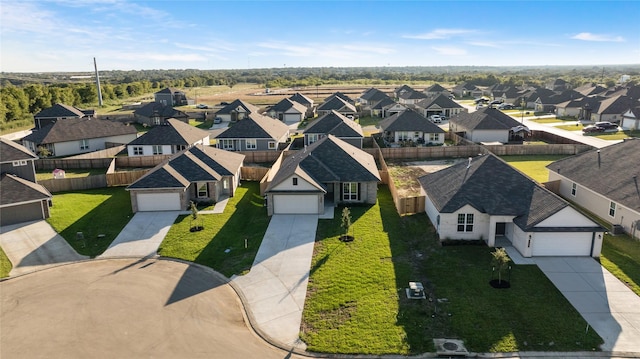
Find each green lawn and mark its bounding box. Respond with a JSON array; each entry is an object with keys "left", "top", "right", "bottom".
[
  {"left": 0, "top": 246, "right": 12, "bottom": 278},
  {"left": 46, "top": 187, "right": 133, "bottom": 257},
  {"left": 529, "top": 118, "right": 564, "bottom": 124},
  {"left": 555, "top": 123, "right": 584, "bottom": 131},
  {"left": 158, "top": 181, "right": 269, "bottom": 277},
  {"left": 357, "top": 115, "right": 380, "bottom": 127},
  {"left": 592, "top": 130, "right": 640, "bottom": 140},
  {"left": 35, "top": 168, "right": 107, "bottom": 181},
  {"left": 500, "top": 155, "right": 568, "bottom": 183},
  {"left": 189, "top": 118, "right": 214, "bottom": 129},
  {"left": 601, "top": 234, "right": 640, "bottom": 297},
  {"left": 301, "top": 186, "right": 601, "bottom": 354}
]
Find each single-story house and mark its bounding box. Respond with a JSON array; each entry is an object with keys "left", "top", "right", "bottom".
[
  {"left": 368, "top": 97, "right": 398, "bottom": 117},
  {"left": 289, "top": 92, "right": 315, "bottom": 118},
  {"left": 449, "top": 107, "right": 529, "bottom": 144},
  {"left": 419, "top": 154, "right": 605, "bottom": 257},
  {"left": 266, "top": 98, "right": 307, "bottom": 124},
  {"left": 126, "top": 145, "right": 244, "bottom": 212},
  {"left": 555, "top": 96, "right": 605, "bottom": 118},
  {"left": 423, "top": 83, "right": 450, "bottom": 98},
  {"left": 303, "top": 110, "right": 364, "bottom": 148},
  {"left": 0, "top": 138, "right": 52, "bottom": 226},
  {"left": 621, "top": 107, "right": 640, "bottom": 130},
  {"left": 317, "top": 96, "right": 357, "bottom": 117},
  {"left": 588, "top": 95, "right": 632, "bottom": 123},
  {"left": 415, "top": 94, "right": 465, "bottom": 118},
  {"left": 154, "top": 87, "right": 188, "bottom": 107},
  {"left": 215, "top": 99, "right": 260, "bottom": 123},
  {"left": 133, "top": 102, "right": 189, "bottom": 127},
  {"left": 397, "top": 88, "right": 427, "bottom": 106},
  {"left": 379, "top": 108, "right": 445, "bottom": 146},
  {"left": 21, "top": 118, "right": 138, "bottom": 157},
  {"left": 451, "top": 82, "right": 483, "bottom": 98},
  {"left": 546, "top": 139, "right": 640, "bottom": 240},
  {"left": 213, "top": 113, "right": 290, "bottom": 151},
  {"left": 126, "top": 118, "right": 210, "bottom": 156},
  {"left": 33, "top": 103, "right": 95, "bottom": 129},
  {"left": 359, "top": 88, "right": 390, "bottom": 106},
  {"left": 263, "top": 135, "right": 380, "bottom": 215}
]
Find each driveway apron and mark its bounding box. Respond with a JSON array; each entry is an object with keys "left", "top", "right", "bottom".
[
  {"left": 534, "top": 257, "right": 640, "bottom": 352},
  {"left": 98, "top": 211, "right": 180, "bottom": 258},
  {"left": 231, "top": 214, "right": 318, "bottom": 350},
  {"left": 0, "top": 220, "right": 88, "bottom": 276}
]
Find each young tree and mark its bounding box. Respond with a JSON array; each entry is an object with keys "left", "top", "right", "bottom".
[
  {"left": 491, "top": 247, "right": 511, "bottom": 284},
  {"left": 341, "top": 207, "right": 352, "bottom": 239}
]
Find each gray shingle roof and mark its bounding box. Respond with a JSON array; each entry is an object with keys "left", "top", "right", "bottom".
[
  {"left": 269, "top": 98, "right": 307, "bottom": 114},
  {"left": 418, "top": 154, "right": 573, "bottom": 230},
  {"left": 127, "top": 145, "right": 244, "bottom": 190},
  {"left": 22, "top": 118, "right": 137, "bottom": 145},
  {"left": 371, "top": 97, "right": 396, "bottom": 110},
  {"left": 304, "top": 110, "right": 363, "bottom": 138},
  {"left": 360, "top": 88, "right": 390, "bottom": 102},
  {"left": 34, "top": 103, "right": 88, "bottom": 119},
  {"left": 547, "top": 139, "right": 640, "bottom": 211},
  {"left": 417, "top": 94, "right": 464, "bottom": 110},
  {"left": 214, "top": 113, "right": 289, "bottom": 140},
  {"left": 128, "top": 118, "right": 209, "bottom": 146},
  {"left": 1, "top": 173, "right": 51, "bottom": 205},
  {"left": 266, "top": 135, "right": 380, "bottom": 192},
  {"left": 317, "top": 96, "right": 357, "bottom": 112},
  {"left": 450, "top": 107, "right": 521, "bottom": 130},
  {"left": 0, "top": 138, "right": 38, "bottom": 163},
  {"left": 289, "top": 92, "right": 313, "bottom": 107},
  {"left": 215, "top": 99, "right": 260, "bottom": 115},
  {"left": 324, "top": 92, "right": 353, "bottom": 103},
  {"left": 379, "top": 108, "right": 445, "bottom": 133},
  {"left": 133, "top": 102, "right": 188, "bottom": 119},
  {"left": 424, "top": 84, "right": 447, "bottom": 93}
]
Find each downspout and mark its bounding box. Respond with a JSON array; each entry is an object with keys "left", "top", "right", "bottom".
[{"left": 590, "top": 232, "right": 596, "bottom": 258}]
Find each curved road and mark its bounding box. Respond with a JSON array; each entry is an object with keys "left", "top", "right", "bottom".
[{"left": 0, "top": 259, "right": 303, "bottom": 359}]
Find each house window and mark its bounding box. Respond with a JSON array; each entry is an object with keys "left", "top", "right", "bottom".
[
  {"left": 79, "top": 139, "right": 89, "bottom": 150},
  {"left": 246, "top": 139, "right": 257, "bottom": 150},
  {"left": 342, "top": 182, "right": 359, "bottom": 201},
  {"left": 197, "top": 182, "right": 208, "bottom": 198},
  {"left": 457, "top": 213, "right": 474, "bottom": 232},
  {"left": 12, "top": 160, "right": 27, "bottom": 167},
  {"left": 153, "top": 117, "right": 161, "bottom": 125},
  {"left": 268, "top": 141, "right": 276, "bottom": 150},
  {"left": 293, "top": 177, "right": 298, "bottom": 186},
  {"left": 133, "top": 146, "right": 143, "bottom": 156},
  {"left": 220, "top": 140, "right": 234, "bottom": 150},
  {"left": 571, "top": 183, "right": 577, "bottom": 196},
  {"left": 429, "top": 133, "right": 440, "bottom": 142},
  {"left": 152, "top": 145, "right": 162, "bottom": 155},
  {"left": 307, "top": 134, "right": 319, "bottom": 144},
  {"left": 609, "top": 202, "right": 616, "bottom": 217},
  {"left": 398, "top": 132, "right": 410, "bottom": 141}
]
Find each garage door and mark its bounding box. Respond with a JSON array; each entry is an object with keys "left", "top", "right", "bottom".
[
  {"left": 0, "top": 202, "right": 44, "bottom": 226},
  {"left": 284, "top": 114, "right": 300, "bottom": 123},
  {"left": 532, "top": 232, "right": 592, "bottom": 256},
  {"left": 137, "top": 193, "right": 181, "bottom": 211},
  {"left": 273, "top": 194, "right": 318, "bottom": 214}
]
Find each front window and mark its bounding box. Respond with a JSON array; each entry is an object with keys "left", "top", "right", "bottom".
[
  {"left": 80, "top": 139, "right": 89, "bottom": 150},
  {"left": 571, "top": 183, "right": 577, "bottom": 196},
  {"left": 152, "top": 145, "right": 162, "bottom": 155},
  {"left": 153, "top": 117, "right": 161, "bottom": 125},
  {"left": 307, "top": 134, "right": 319, "bottom": 144},
  {"left": 197, "top": 182, "right": 208, "bottom": 198},
  {"left": 133, "top": 146, "right": 143, "bottom": 155},
  {"left": 342, "top": 182, "right": 359, "bottom": 201},
  {"left": 457, "top": 213, "right": 474, "bottom": 232},
  {"left": 12, "top": 160, "right": 27, "bottom": 167},
  {"left": 220, "top": 140, "right": 234, "bottom": 150},
  {"left": 245, "top": 139, "right": 257, "bottom": 150},
  {"left": 609, "top": 202, "right": 616, "bottom": 217},
  {"left": 429, "top": 133, "right": 440, "bottom": 142},
  {"left": 268, "top": 141, "right": 276, "bottom": 150},
  {"left": 397, "top": 131, "right": 410, "bottom": 141}
]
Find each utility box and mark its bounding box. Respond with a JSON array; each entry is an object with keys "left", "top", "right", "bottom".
[
  {"left": 406, "top": 281, "right": 425, "bottom": 299},
  {"left": 611, "top": 224, "right": 625, "bottom": 235}
]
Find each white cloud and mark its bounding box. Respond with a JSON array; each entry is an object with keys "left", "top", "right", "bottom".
[
  {"left": 571, "top": 32, "right": 625, "bottom": 42},
  {"left": 431, "top": 46, "right": 467, "bottom": 56},
  {"left": 466, "top": 41, "right": 501, "bottom": 48},
  {"left": 258, "top": 42, "right": 315, "bottom": 57},
  {"left": 404, "top": 28, "right": 477, "bottom": 40}
]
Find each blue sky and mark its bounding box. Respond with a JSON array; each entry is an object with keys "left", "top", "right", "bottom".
[{"left": 1, "top": 0, "right": 638, "bottom": 72}]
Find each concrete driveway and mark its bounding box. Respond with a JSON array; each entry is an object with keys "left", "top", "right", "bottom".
[
  {"left": 98, "top": 211, "right": 180, "bottom": 258},
  {"left": 534, "top": 257, "right": 640, "bottom": 352},
  {"left": 231, "top": 214, "right": 318, "bottom": 350},
  {"left": 0, "top": 220, "right": 87, "bottom": 276}
]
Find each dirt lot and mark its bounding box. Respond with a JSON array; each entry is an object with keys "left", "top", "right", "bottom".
[{"left": 387, "top": 159, "right": 466, "bottom": 196}]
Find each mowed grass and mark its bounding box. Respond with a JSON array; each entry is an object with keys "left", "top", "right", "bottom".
[
  {"left": 601, "top": 234, "right": 640, "bottom": 297},
  {"left": 301, "top": 186, "right": 602, "bottom": 354},
  {"left": 35, "top": 168, "right": 107, "bottom": 181},
  {"left": 0, "top": 246, "right": 12, "bottom": 278},
  {"left": 46, "top": 187, "right": 133, "bottom": 257},
  {"left": 158, "top": 181, "right": 269, "bottom": 277},
  {"left": 500, "top": 155, "right": 568, "bottom": 183},
  {"left": 555, "top": 123, "right": 584, "bottom": 131}
]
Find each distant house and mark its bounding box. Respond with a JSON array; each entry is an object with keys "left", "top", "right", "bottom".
[
  {"left": 289, "top": 92, "right": 315, "bottom": 118},
  {"left": 126, "top": 145, "right": 244, "bottom": 212},
  {"left": 419, "top": 154, "right": 604, "bottom": 257},
  {"left": 449, "top": 107, "right": 528, "bottom": 144},
  {"left": 397, "top": 89, "right": 427, "bottom": 106},
  {"left": 589, "top": 95, "right": 633, "bottom": 123},
  {"left": 133, "top": 102, "right": 189, "bottom": 127},
  {"left": 33, "top": 103, "right": 95, "bottom": 129},
  {"left": 423, "top": 83, "right": 450, "bottom": 98},
  {"left": 0, "top": 138, "right": 52, "bottom": 226},
  {"left": 547, "top": 139, "right": 640, "bottom": 240},
  {"left": 21, "top": 118, "right": 137, "bottom": 157},
  {"left": 546, "top": 78, "right": 570, "bottom": 92},
  {"left": 154, "top": 87, "right": 188, "bottom": 107},
  {"left": 379, "top": 108, "right": 445, "bottom": 146},
  {"left": 370, "top": 97, "right": 400, "bottom": 118},
  {"left": 534, "top": 90, "right": 581, "bottom": 113},
  {"left": 359, "top": 88, "right": 390, "bottom": 106},
  {"left": 415, "top": 94, "right": 465, "bottom": 118},
  {"left": 324, "top": 92, "right": 354, "bottom": 104},
  {"left": 263, "top": 135, "right": 380, "bottom": 215},
  {"left": 394, "top": 84, "right": 416, "bottom": 99},
  {"left": 215, "top": 99, "right": 260, "bottom": 123},
  {"left": 126, "top": 118, "right": 210, "bottom": 156},
  {"left": 266, "top": 98, "right": 307, "bottom": 124},
  {"left": 451, "top": 82, "right": 483, "bottom": 98},
  {"left": 316, "top": 96, "right": 357, "bottom": 117},
  {"left": 213, "top": 113, "right": 290, "bottom": 151},
  {"left": 621, "top": 107, "right": 640, "bottom": 130},
  {"left": 303, "top": 110, "right": 364, "bottom": 148},
  {"left": 555, "top": 96, "right": 605, "bottom": 118}
]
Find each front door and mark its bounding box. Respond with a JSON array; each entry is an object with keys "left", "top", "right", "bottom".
[{"left": 495, "top": 222, "right": 506, "bottom": 236}]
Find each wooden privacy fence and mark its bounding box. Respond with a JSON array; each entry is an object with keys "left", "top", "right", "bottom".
[
  {"left": 36, "top": 158, "right": 113, "bottom": 170},
  {"left": 241, "top": 166, "right": 270, "bottom": 181},
  {"left": 39, "top": 175, "right": 108, "bottom": 193},
  {"left": 115, "top": 155, "right": 171, "bottom": 168},
  {"left": 238, "top": 151, "right": 281, "bottom": 163},
  {"left": 106, "top": 170, "right": 149, "bottom": 186}
]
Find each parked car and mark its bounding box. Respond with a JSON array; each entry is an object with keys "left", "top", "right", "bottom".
[
  {"left": 213, "top": 117, "right": 222, "bottom": 124},
  {"left": 582, "top": 125, "right": 605, "bottom": 134},
  {"left": 430, "top": 115, "right": 442, "bottom": 123},
  {"left": 594, "top": 121, "right": 618, "bottom": 131},
  {"left": 498, "top": 103, "right": 515, "bottom": 110},
  {"left": 195, "top": 104, "right": 209, "bottom": 109}
]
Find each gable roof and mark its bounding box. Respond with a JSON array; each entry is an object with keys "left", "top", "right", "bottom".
[
  {"left": 379, "top": 108, "right": 445, "bottom": 133},
  {"left": 22, "top": 118, "right": 137, "bottom": 145},
  {"left": 371, "top": 96, "right": 397, "bottom": 110},
  {"left": 419, "top": 154, "right": 574, "bottom": 230},
  {"left": 360, "top": 88, "right": 390, "bottom": 102},
  {"left": 317, "top": 96, "right": 357, "bottom": 112},
  {"left": 128, "top": 118, "right": 209, "bottom": 146},
  {"left": 289, "top": 92, "right": 313, "bottom": 107},
  {"left": 155, "top": 87, "right": 183, "bottom": 95},
  {"left": 266, "top": 135, "right": 380, "bottom": 192},
  {"left": 324, "top": 92, "right": 353, "bottom": 103},
  {"left": 134, "top": 102, "right": 188, "bottom": 118},
  {"left": 0, "top": 173, "right": 51, "bottom": 206},
  {"left": 595, "top": 95, "right": 633, "bottom": 115},
  {"left": 424, "top": 83, "right": 447, "bottom": 93},
  {"left": 214, "top": 113, "right": 289, "bottom": 140},
  {"left": 0, "top": 138, "right": 38, "bottom": 163},
  {"left": 34, "top": 103, "right": 89, "bottom": 119},
  {"left": 269, "top": 98, "right": 307, "bottom": 114},
  {"left": 304, "top": 110, "right": 363, "bottom": 138},
  {"left": 216, "top": 99, "right": 260, "bottom": 115},
  {"left": 127, "top": 145, "right": 244, "bottom": 190},
  {"left": 450, "top": 107, "right": 521, "bottom": 131},
  {"left": 417, "top": 93, "right": 464, "bottom": 110},
  {"left": 547, "top": 139, "right": 640, "bottom": 211}
]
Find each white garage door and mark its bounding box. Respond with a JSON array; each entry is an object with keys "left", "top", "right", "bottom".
[
  {"left": 284, "top": 114, "right": 301, "bottom": 123},
  {"left": 532, "top": 232, "right": 592, "bottom": 256},
  {"left": 137, "top": 193, "right": 181, "bottom": 211},
  {"left": 273, "top": 194, "right": 318, "bottom": 214}
]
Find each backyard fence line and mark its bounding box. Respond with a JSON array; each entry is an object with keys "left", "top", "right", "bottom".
[
  {"left": 39, "top": 175, "right": 108, "bottom": 193},
  {"left": 241, "top": 166, "right": 270, "bottom": 181}
]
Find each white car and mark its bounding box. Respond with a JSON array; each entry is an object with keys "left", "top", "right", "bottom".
[
  {"left": 195, "top": 104, "right": 209, "bottom": 109},
  {"left": 430, "top": 115, "right": 442, "bottom": 123}
]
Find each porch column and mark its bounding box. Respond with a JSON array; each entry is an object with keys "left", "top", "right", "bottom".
[{"left": 488, "top": 217, "right": 497, "bottom": 247}]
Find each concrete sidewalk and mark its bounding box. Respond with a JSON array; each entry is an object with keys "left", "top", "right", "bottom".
[{"left": 231, "top": 214, "right": 318, "bottom": 350}]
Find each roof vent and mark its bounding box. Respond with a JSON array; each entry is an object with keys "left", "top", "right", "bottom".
[
  {"left": 597, "top": 149, "right": 601, "bottom": 168},
  {"left": 433, "top": 339, "right": 469, "bottom": 357},
  {"left": 466, "top": 157, "right": 472, "bottom": 168}
]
